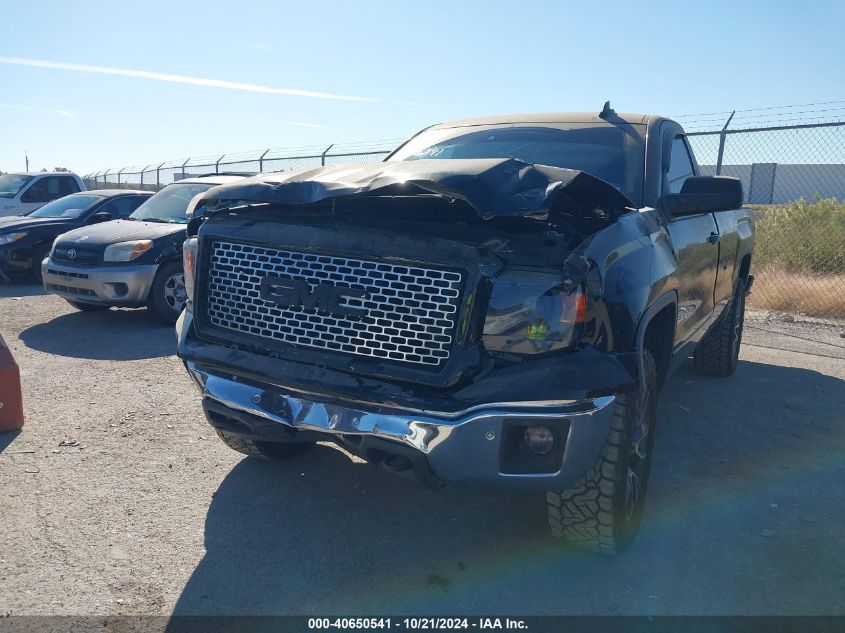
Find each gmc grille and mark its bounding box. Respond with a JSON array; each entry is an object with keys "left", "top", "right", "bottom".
[{"left": 203, "top": 240, "right": 464, "bottom": 366}]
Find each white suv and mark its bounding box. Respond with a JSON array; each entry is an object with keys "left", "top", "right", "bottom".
[{"left": 0, "top": 172, "right": 87, "bottom": 217}]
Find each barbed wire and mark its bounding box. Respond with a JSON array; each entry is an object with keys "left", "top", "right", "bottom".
[
  {"left": 83, "top": 138, "right": 405, "bottom": 178},
  {"left": 673, "top": 101, "right": 845, "bottom": 132},
  {"left": 87, "top": 102, "right": 845, "bottom": 176},
  {"left": 684, "top": 115, "right": 845, "bottom": 134},
  {"left": 673, "top": 99, "right": 845, "bottom": 119}
]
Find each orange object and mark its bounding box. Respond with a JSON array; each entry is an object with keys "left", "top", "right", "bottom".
[{"left": 0, "top": 334, "right": 24, "bottom": 432}]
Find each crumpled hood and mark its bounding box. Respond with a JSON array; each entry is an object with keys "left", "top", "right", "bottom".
[
  {"left": 56, "top": 219, "right": 185, "bottom": 247},
  {"left": 198, "top": 158, "right": 635, "bottom": 220}
]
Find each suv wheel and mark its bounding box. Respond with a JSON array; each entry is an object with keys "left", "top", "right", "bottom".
[
  {"left": 215, "top": 429, "right": 315, "bottom": 461},
  {"left": 547, "top": 350, "right": 658, "bottom": 555},
  {"left": 147, "top": 262, "right": 187, "bottom": 325},
  {"left": 694, "top": 279, "right": 746, "bottom": 377}
]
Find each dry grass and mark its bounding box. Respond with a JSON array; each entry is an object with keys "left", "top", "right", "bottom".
[
  {"left": 748, "top": 267, "right": 845, "bottom": 317},
  {"left": 747, "top": 200, "right": 845, "bottom": 318}
]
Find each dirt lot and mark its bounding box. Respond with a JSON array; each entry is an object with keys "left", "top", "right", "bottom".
[{"left": 1, "top": 281, "right": 844, "bottom": 617}]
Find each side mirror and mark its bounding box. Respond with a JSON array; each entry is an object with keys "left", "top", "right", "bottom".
[
  {"left": 87, "top": 211, "right": 113, "bottom": 224},
  {"left": 662, "top": 176, "right": 743, "bottom": 218}
]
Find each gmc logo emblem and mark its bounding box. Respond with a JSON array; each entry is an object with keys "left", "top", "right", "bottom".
[{"left": 260, "top": 276, "right": 366, "bottom": 318}]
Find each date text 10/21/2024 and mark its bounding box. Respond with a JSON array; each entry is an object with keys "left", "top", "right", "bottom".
[{"left": 307, "top": 618, "right": 529, "bottom": 630}]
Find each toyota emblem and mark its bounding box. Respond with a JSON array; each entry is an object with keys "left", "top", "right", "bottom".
[{"left": 67, "top": 249, "right": 77, "bottom": 260}]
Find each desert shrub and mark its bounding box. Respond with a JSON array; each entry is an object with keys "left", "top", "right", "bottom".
[{"left": 753, "top": 198, "right": 845, "bottom": 274}]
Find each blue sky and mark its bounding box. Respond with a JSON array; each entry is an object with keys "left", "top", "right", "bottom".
[{"left": 1, "top": 0, "right": 842, "bottom": 174}]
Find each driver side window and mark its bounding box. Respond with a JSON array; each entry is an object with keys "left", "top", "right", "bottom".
[
  {"left": 666, "top": 136, "right": 695, "bottom": 194},
  {"left": 97, "top": 196, "right": 146, "bottom": 219}
]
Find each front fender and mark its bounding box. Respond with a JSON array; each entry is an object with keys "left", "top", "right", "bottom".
[{"left": 582, "top": 210, "right": 680, "bottom": 389}]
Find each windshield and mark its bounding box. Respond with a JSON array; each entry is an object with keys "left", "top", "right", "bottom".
[
  {"left": 389, "top": 124, "right": 645, "bottom": 204},
  {"left": 27, "top": 194, "right": 103, "bottom": 219},
  {"left": 128, "top": 183, "right": 213, "bottom": 224},
  {"left": 0, "top": 174, "right": 34, "bottom": 199}
]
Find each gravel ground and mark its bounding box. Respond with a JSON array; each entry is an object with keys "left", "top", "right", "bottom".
[{"left": 0, "top": 281, "right": 843, "bottom": 617}]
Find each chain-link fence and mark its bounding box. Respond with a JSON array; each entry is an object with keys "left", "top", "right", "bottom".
[
  {"left": 82, "top": 138, "right": 404, "bottom": 191},
  {"left": 84, "top": 113, "right": 845, "bottom": 340},
  {"left": 686, "top": 120, "right": 845, "bottom": 336}
]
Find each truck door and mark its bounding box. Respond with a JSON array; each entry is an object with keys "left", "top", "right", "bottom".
[
  {"left": 17, "top": 176, "right": 67, "bottom": 214},
  {"left": 661, "top": 134, "right": 720, "bottom": 344}
]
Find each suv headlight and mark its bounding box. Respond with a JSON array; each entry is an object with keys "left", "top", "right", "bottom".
[
  {"left": 103, "top": 240, "right": 153, "bottom": 262},
  {"left": 0, "top": 232, "right": 27, "bottom": 245},
  {"left": 482, "top": 270, "right": 586, "bottom": 355}
]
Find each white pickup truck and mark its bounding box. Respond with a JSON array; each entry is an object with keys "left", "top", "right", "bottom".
[{"left": 0, "top": 172, "right": 87, "bottom": 217}]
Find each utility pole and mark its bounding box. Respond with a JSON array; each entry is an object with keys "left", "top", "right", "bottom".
[{"left": 25, "top": 152, "right": 29, "bottom": 171}]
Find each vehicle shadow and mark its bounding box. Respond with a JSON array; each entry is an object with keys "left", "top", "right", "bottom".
[
  {"left": 18, "top": 308, "right": 176, "bottom": 360},
  {"left": 0, "top": 279, "right": 45, "bottom": 298},
  {"left": 169, "top": 359, "right": 845, "bottom": 617},
  {"left": 0, "top": 429, "right": 22, "bottom": 453}
]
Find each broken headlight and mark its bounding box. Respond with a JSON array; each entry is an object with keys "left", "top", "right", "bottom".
[{"left": 482, "top": 270, "right": 585, "bottom": 355}]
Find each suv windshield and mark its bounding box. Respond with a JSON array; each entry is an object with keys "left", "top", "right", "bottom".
[
  {"left": 0, "top": 174, "right": 34, "bottom": 199},
  {"left": 129, "top": 182, "right": 213, "bottom": 224},
  {"left": 389, "top": 124, "right": 645, "bottom": 203},
  {"left": 28, "top": 194, "right": 103, "bottom": 219}
]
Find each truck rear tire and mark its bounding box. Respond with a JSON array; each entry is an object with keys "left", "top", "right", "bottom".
[
  {"left": 547, "top": 350, "right": 658, "bottom": 555},
  {"left": 215, "top": 429, "right": 315, "bottom": 461},
  {"left": 694, "top": 279, "right": 746, "bottom": 377}
]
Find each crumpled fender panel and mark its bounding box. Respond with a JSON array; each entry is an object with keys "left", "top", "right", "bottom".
[{"left": 197, "top": 158, "right": 634, "bottom": 221}]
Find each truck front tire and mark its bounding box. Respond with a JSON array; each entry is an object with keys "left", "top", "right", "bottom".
[
  {"left": 694, "top": 279, "right": 746, "bottom": 377},
  {"left": 215, "top": 429, "right": 315, "bottom": 461},
  {"left": 547, "top": 350, "right": 658, "bottom": 555}
]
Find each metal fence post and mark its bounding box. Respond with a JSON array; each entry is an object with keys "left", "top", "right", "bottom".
[
  {"left": 321, "top": 144, "right": 334, "bottom": 166},
  {"left": 258, "top": 149, "right": 270, "bottom": 173},
  {"left": 215, "top": 154, "right": 225, "bottom": 174},
  {"left": 181, "top": 158, "right": 191, "bottom": 180},
  {"left": 156, "top": 162, "right": 165, "bottom": 190},
  {"left": 715, "top": 111, "right": 735, "bottom": 176},
  {"left": 103, "top": 169, "right": 110, "bottom": 189},
  {"left": 139, "top": 164, "right": 149, "bottom": 189}
]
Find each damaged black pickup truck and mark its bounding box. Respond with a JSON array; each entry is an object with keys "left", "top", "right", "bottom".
[{"left": 176, "top": 109, "right": 755, "bottom": 553}]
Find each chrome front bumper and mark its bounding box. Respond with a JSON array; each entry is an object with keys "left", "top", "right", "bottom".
[
  {"left": 42, "top": 258, "right": 158, "bottom": 306},
  {"left": 184, "top": 358, "right": 617, "bottom": 490}
]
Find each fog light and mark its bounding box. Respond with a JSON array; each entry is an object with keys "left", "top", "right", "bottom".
[
  {"left": 107, "top": 282, "right": 128, "bottom": 297},
  {"left": 523, "top": 425, "right": 555, "bottom": 455}
]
